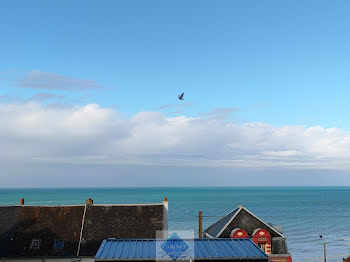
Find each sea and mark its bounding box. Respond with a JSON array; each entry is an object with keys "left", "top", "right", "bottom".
[{"left": 1, "top": 187, "right": 350, "bottom": 262}]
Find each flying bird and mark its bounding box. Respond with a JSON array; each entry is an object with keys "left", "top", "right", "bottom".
[{"left": 178, "top": 92, "right": 184, "bottom": 100}]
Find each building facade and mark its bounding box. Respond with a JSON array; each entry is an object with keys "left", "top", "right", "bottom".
[
  {"left": 0, "top": 198, "right": 168, "bottom": 262},
  {"left": 203, "top": 206, "right": 292, "bottom": 262}
]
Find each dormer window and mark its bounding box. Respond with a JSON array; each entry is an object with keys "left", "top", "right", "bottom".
[
  {"left": 252, "top": 228, "right": 271, "bottom": 255},
  {"left": 53, "top": 239, "right": 65, "bottom": 250},
  {"left": 230, "top": 228, "right": 249, "bottom": 238},
  {"left": 30, "top": 239, "right": 41, "bottom": 249}
]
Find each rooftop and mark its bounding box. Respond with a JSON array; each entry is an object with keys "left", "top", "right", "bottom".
[
  {"left": 0, "top": 198, "right": 167, "bottom": 258},
  {"left": 95, "top": 238, "right": 268, "bottom": 261}
]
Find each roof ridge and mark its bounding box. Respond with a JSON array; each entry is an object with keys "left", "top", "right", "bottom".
[
  {"left": 216, "top": 206, "right": 242, "bottom": 237},
  {"left": 239, "top": 206, "right": 285, "bottom": 238},
  {"left": 0, "top": 203, "right": 163, "bottom": 207}
]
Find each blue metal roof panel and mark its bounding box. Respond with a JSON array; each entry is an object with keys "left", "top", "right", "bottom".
[
  {"left": 95, "top": 238, "right": 268, "bottom": 260},
  {"left": 95, "top": 239, "right": 106, "bottom": 258},
  {"left": 224, "top": 239, "right": 241, "bottom": 257},
  {"left": 228, "top": 239, "right": 242, "bottom": 257},
  {"left": 236, "top": 239, "right": 250, "bottom": 257},
  {"left": 239, "top": 239, "right": 257, "bottom": 257},
  {"left": 214, "top": 239, "right": 231, "bottom": 257}
]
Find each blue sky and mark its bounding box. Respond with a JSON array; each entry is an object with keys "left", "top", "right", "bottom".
[{"left": 1, "top": 0, "right": 350, "bottom": 186}]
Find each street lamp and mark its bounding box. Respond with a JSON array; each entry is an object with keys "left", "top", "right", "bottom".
[{"left": 320, "top": 235, "right": 326, "bottom": 262}]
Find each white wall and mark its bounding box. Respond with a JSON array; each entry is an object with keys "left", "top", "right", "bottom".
[{"left": 162, "top": 199, "right": 169, "bottom": 238}]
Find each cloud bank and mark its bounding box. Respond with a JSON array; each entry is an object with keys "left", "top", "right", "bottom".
[
  {"left": 1, "top": 102, "right": 350, "bottom": 170},
  {"left": 13, "top": 70, "right": 102, "bottom": 90}
]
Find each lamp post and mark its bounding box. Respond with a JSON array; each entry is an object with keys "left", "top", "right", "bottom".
[{"left": 320, "top": 235, "right": 326, "bottom": 262}]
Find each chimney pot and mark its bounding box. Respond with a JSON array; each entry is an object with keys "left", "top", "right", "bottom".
[
  {"left": 85, "top": 198, "right": 93, "bottom": 205},
  {"left": 20, "top": 198, "right": 24, "bottom": 205}
]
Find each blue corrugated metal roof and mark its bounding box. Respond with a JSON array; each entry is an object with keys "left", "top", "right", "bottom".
[{"left": 95, "top": 238, "right": 268, "bottom": 261}]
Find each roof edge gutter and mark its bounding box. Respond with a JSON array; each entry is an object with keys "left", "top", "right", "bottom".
[{"left": 95, "top": 258, "right": 268, "bottom": 261}]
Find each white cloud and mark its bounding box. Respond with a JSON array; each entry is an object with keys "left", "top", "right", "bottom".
[{"left": 1, "top": 102, "right": 350, "bottom": 170}]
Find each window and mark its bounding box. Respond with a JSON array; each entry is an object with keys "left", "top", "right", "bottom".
[
  {"left": 258, "top": 243, "right": 266, "bottom": 252},
  {"left": 30, "top": 239, "right": 41, "bottom": 249},
  {"left": 53, "top": 239, "right": 65, "bottom": 250}
]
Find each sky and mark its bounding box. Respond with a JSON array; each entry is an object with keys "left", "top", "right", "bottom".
[{"left": 1, "top": 0, "right": 350, "bottom": 187}]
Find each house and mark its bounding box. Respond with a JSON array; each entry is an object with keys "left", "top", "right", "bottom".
[
  {"left": 0, "top": 198, "right": 168, "bottom": 261},
  {"left": 203, "top": 206, "right": 292, "bottom": 262},
  {"left": 95, "top": 238, "right": 269, "bottom": 262}
]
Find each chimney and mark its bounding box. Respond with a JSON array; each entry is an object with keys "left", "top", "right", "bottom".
[
  {"left": 85, "top": 198, "right": 93, "bottom": 205},
  {"left": 20, "top": 198, "right": 24, "bottom": 205},
  {"left": 162, "top": 197, "right": 168, "bottom": 238}
]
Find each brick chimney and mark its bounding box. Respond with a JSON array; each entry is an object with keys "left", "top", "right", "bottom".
[
  {"left": 85, "top": 198, "right": 93, "bottom": 205},
  {"left": 20, "top": 198, "right": 24, "bottom": 205}
]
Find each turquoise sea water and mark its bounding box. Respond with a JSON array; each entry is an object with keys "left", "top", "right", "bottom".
[{"left": 1, "top": 187, "right": 350, "bottom": 262}]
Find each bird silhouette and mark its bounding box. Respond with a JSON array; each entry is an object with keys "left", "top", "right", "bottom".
[{"left": 178, "top": 92, "right": 184, "bottom": 100}]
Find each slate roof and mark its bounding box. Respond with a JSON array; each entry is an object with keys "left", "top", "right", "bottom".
[
  {"left": 204, "top": 208, "right": 240, "bottom": 238},
  {"left": 95, "top": 238, "right": 268, "bottom": 261},
  {"left": 0, "top": 203, "right": 165, "bottom": 258},
  {"left": 204, "top": 206, "right": 285, "bottom": 238}
]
